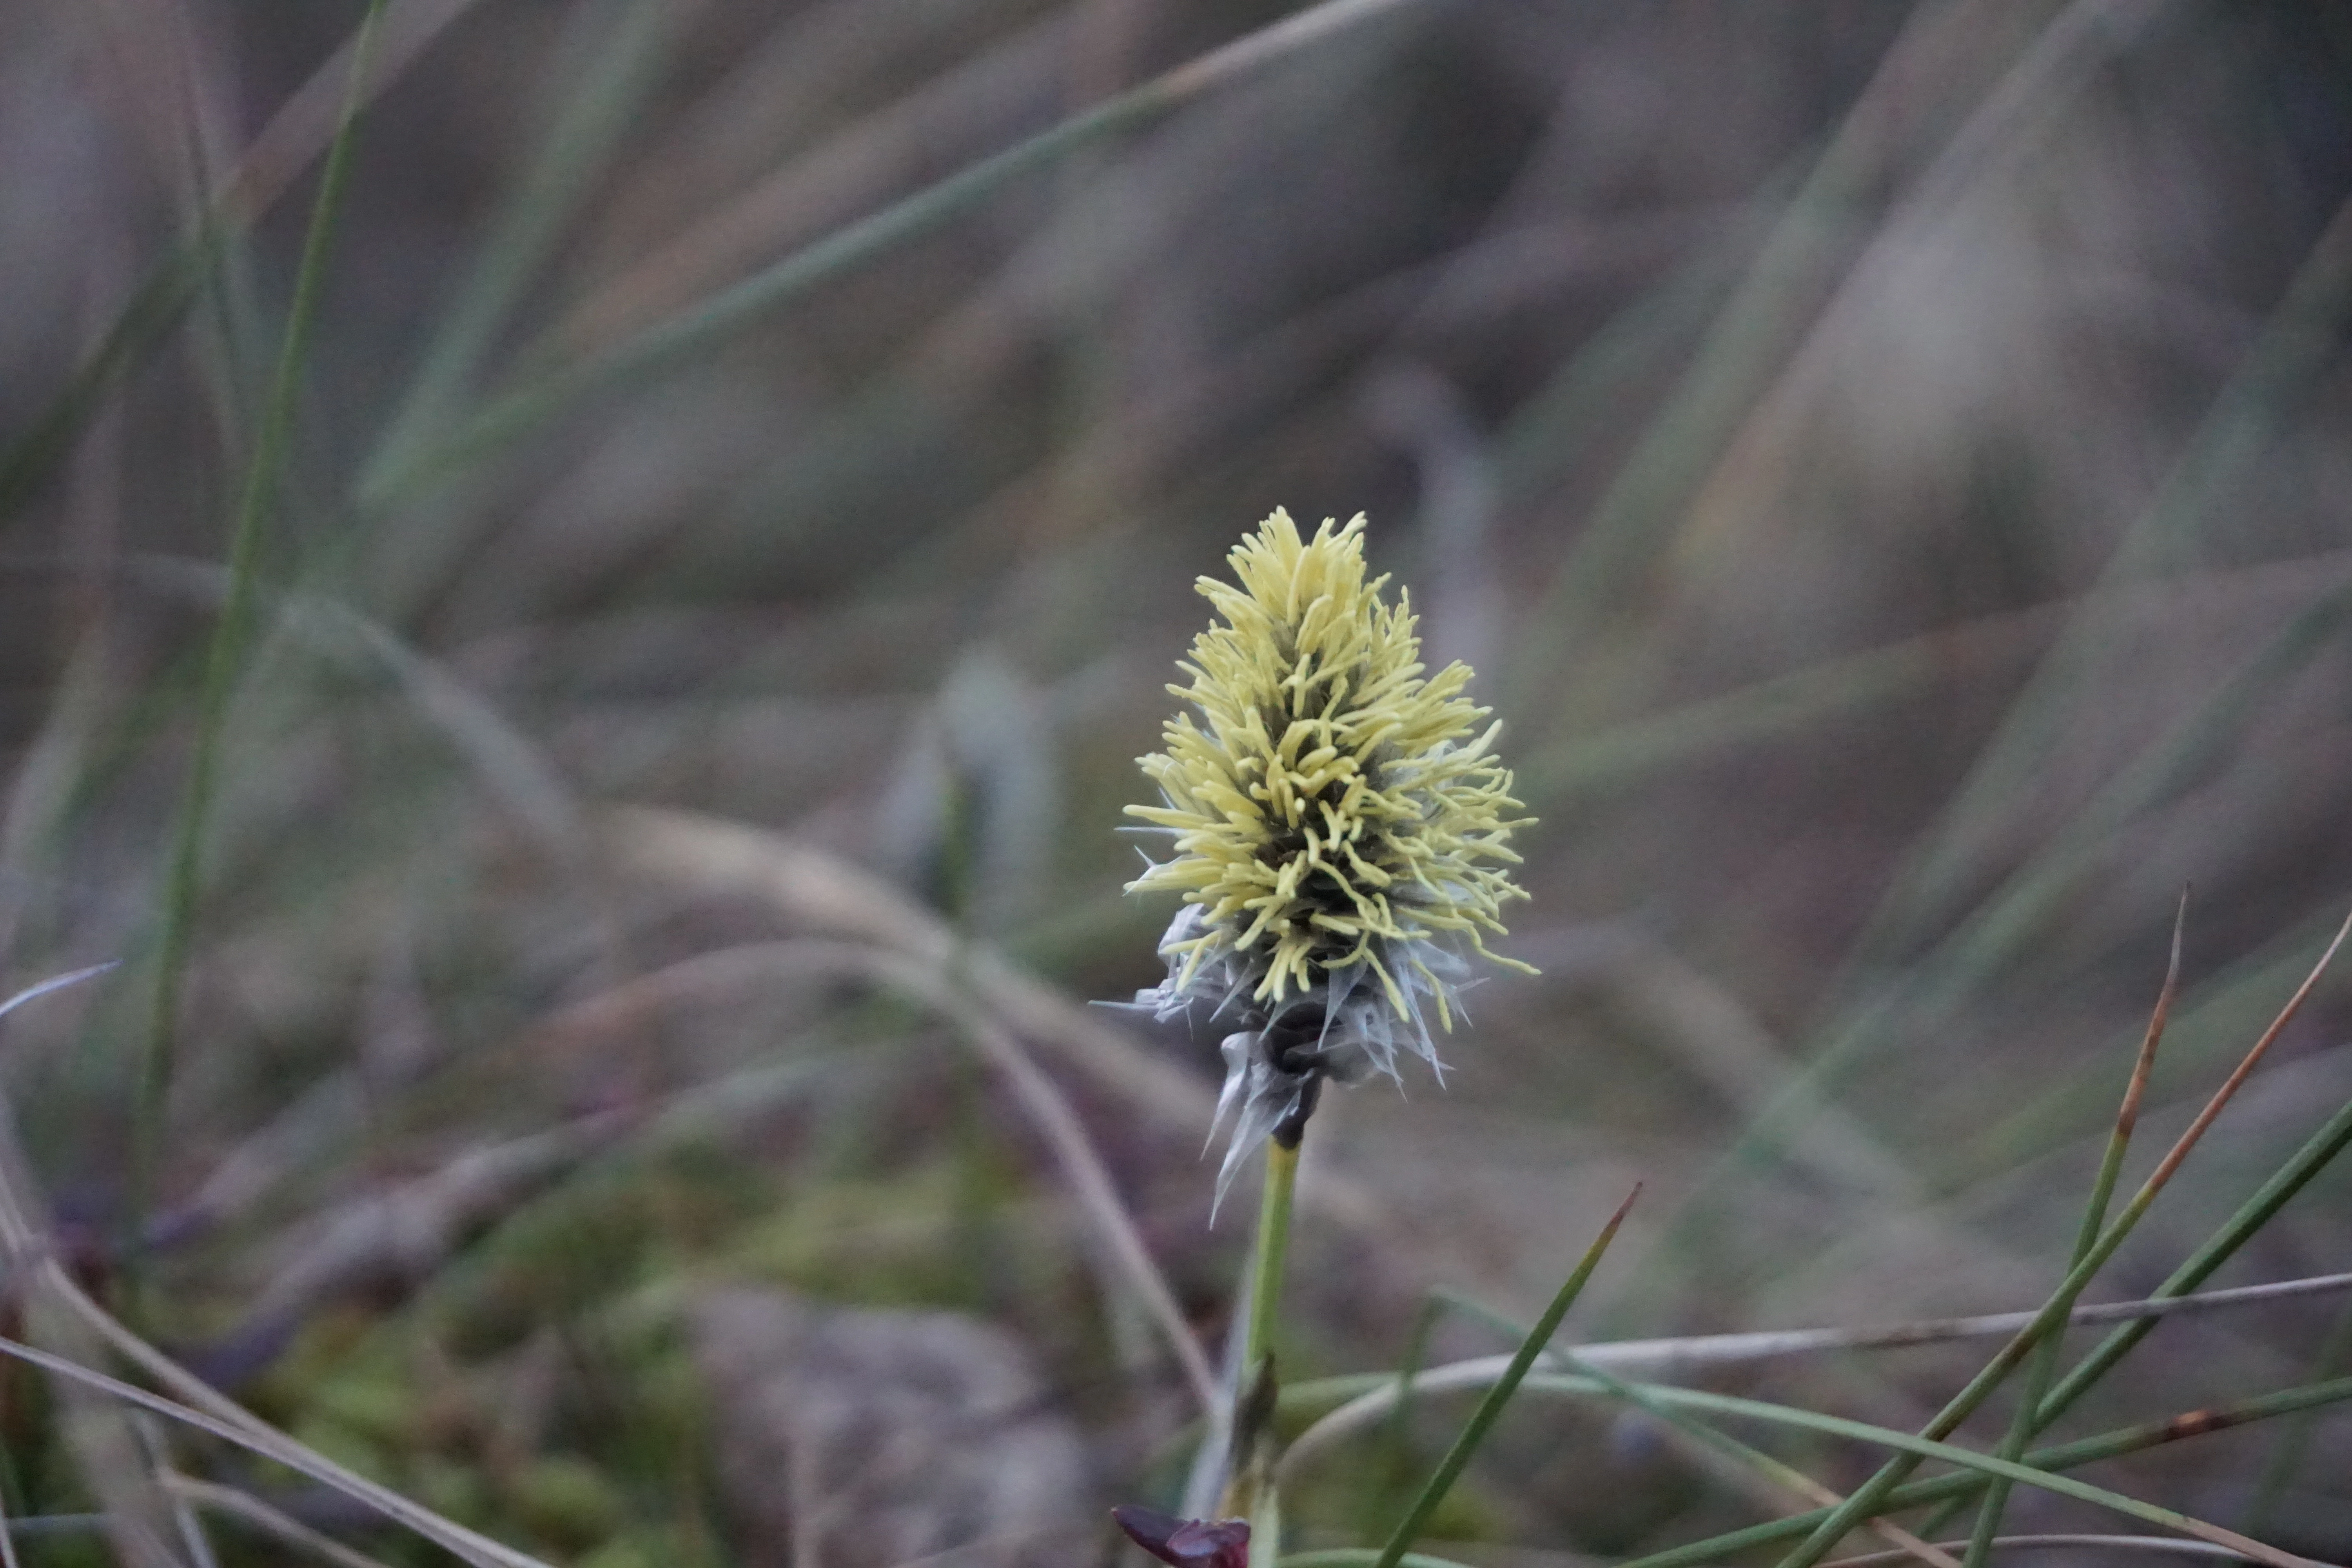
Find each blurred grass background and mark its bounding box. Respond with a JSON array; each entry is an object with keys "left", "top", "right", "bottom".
[{"left": 4, "top": 0, "right": 2352, "bottom": 1563}]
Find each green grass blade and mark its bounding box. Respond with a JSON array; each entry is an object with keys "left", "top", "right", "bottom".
[
  {"left": 1379, "top": 1295, "right": 1442, "bottom": 1495},
  {"left": 1853, "top": 198, "right": 2352, "bottom": 973},
  {"left": 1534, "top": 1379, "right": 2318, "bottom": 1568},
  {"left": 1408, "top": 1370, "right": 2352, "bottom": 1568},
  {"left": 1954, "top": 902, "right": 2182, "bottom": 1562},
  {"left": 1278, "top": 1354, "right": 2352, "bottom": 1568},
  {"left": 1564, "top": 1349, "right": 1941, "bottom": 1559},
  {"left": 1223, "top": 1138, "right": 1302, "bottom": 1548},
  {"left": 1274, "top": 933, "right": 2349, "bottom": 1568},
  {"left": 0, "top": 0, "right": 458, "bottom": 522},
  {"left": 1245, "top": 1140, "right": 1302, "bottom": 1379},
  {"left": 359, "top": 0, "right": 672, "bottom": 505},
  {"left": 0, "top": 247, "right": 214, "bottom": 522},
  {"left": 355, "top": 0, "right": 1430, "bottom": 514},
  {"left": 2033, "top": 1074, "right": 2352, "bottom": 1432},
  {"left": 1622, "top": 196, "right": 2352, "bottom": 1296},
  {"left": 1284, "top": 1553, "right": 1475, "bottom": 1568},
  {"left": 1294, "top": 1363, "right": 2352, "bottom": 1568},
  {"left": 1367, "top": 1187, "right": 1637, "bottom": 1568},
  {"left": 1512, "top": 0, "right": 2156, "bottom": 712},
  {"left": 1770, "top": 915, "right": 2348, "bottom": 1568},
  {"left": 1639, "top": 575, "right": 2352, "bottom": 1301},
  {"left": 134, "top": 0, "right": 388, "bottom": 1246},
  {"left": 1396, "top": 1290, "right": 1898, "bottom": 1546},
  {"left": 2245, "top": 1297, "right": 2352, "bottom": 1536}
]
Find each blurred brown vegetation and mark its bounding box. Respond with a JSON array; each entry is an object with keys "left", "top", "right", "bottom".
[{"left": 4, "top": 0, "right": 2352, "bottom": 1563}]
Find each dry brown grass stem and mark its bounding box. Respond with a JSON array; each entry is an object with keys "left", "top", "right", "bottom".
[
  {"left": 1780, "top": 1479, "right": 1961, "bottom": 1568},
  {"left": 1650, "top": 1428, "right": 1960, "bottom": 1568},
  {"left": 0, "top": 999, "right": 550, "bottom": 1568},
  {"left": 842, "top": 939, "right": 1223, "bottom": 1413},
  {"left": 0, "top": 959, "right": 550, "bottom": 1568},
  {"left": 1823, "top": 1537, "right": 2258, "bottom": 1566},
  {"left": 218, "top": 0, "right": 486, "bottom": 225},
  {"left": 162, "top": 1475, "right": 405, "bottom": 1568},
  {"left": 1279, "top": 1267, "right": 2352, "bottom": 1478},
  {"left": 603, "top": 805, "right": 1390, "bottom": 1234},
  {"left": 2131, "top": 907, "right": 2352, "bottom": 1206},
  {"left": 0, "top": 1111, "right": 182, "bottom": 1568},
  {"left": 0, "top": 1326, "right": 553, "bottom": 1568},
  {"left": 2112, "top": 890, "right": 2184, "bottom": 1148},
  {"left": 489, "top": 869, "right": 1225, "bottom": 1408},
  {"left": 1590, "top": 1268, "right": 2352, "bottom": 1373},
  {"left": 563, "top": 12, "right": 1072, "bottom": 349}
]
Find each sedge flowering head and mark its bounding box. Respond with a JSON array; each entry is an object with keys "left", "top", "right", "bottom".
[{"left": 1122, "top": 508, "right": 1534, "bottom": 1199}]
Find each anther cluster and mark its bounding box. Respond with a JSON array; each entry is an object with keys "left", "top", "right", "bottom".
[{"left": 1122, "top": 509, "right": 1533, "bottom": 1197}]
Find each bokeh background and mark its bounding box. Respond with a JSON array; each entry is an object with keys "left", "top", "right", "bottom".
[{"left": 3, "top": 0, "right": 2352, "bottom": 1563}]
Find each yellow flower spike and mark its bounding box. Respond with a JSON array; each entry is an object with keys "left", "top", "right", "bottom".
[{"left": 1117, "top": 508, "right": 1536, "bottom": 1202}]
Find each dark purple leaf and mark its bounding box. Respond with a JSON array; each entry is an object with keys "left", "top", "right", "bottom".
[{"left": 1111, "top": 1504, "right": 1250, "bottom": 1568}]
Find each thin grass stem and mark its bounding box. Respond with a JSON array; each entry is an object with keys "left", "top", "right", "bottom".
[
  {"left": 165, "top": 1475, "right": 401, "bottom": 1568},
  {"left": 0, "top": 1429, "right": 22, "bottom": 1568},
  {"left": 0, "top": 0, "right": 481, "bottom": 521},
  {"left": 1283, "top": 1553, "right": 1475, "bottom": 1568},
  {"left": 1312, "top": 1367, "right": 2325, "bottom": 1567},
  {"left": 1245, "top": 1140, "right": 1302, "bottom": 1379},
  {"left": 134, "top": 0, "right": 386, "bottom": 1267},
  {"left": 1376, "top": 1294, "right": 1442, "bottom": 1514},
  {"left": 1289, "top": 1363, "right": 2352, "bottom": 1561},
  {"left": 2244, "top": 1295, "right": 2352, "bottom": 1537},
  {"left": 1771, "top": 911, "right": 2350, "bottom": 1568},
  {"left": 1829, "top": 1537, "right": 2265, "bottom": 1566},
  {"left": 357, "top": 0, "right": 1430, "bottom": 512},
  {"left": 1367, "top": 1186, "right": 1637, "bottom": 1568},
  {"left": 1635, "top": 194, "right": 2352, "bottom": 1306},
  {"left": 359, "top": 0, "right": 671, "bottom": 501},
  {"left": 2031, "top": 1056, "right": 2352, "bottom": 1432},
  {"left": 1582, "top": 1382, "right": 2318, "bottom": 1565},
  {"left": 1279, "top": 1267, "right": 2352, "bottom": 1469},
  {"left": 1385, "top": 1289, "right": 1956, "bottom": 1566},
  {"left": 1955, "top": 898, "right": 2183, "bottom": 1562},
  {"left": 1223, "top": 1138, "right": 1302, "bottom": 1560},
  {"left": 0, "top": 1332, "right": 552, "bottom": 1568},
  {"left": 1605, "top": 1373, "right": 2352, "bottom": 1568},
  {"left": 1565, "top": 1349, "right": 1960, "bottom": 1568}
]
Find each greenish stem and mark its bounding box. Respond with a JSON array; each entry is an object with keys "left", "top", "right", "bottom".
[
  {"left": 1222, "top": 1138, "right": 1302, "bottom": 1566},
  {"left": 2246, "top": 1296, "right": 2352, "bottom": 1535},
  {"left": 135, "top": 0, "right": 386, "bottom": 1259},
  {"left": 1270, "top": 1366, "right": 2352, "bottom": 1568},
  {"left": 1628, "top": 1072, "right": 2352, "bottom": 1568},
  {"left": 1245, "top": 1139, "right": 1302, "bottom": 1380},
  {"left": 2033, "top": 1080, "right": 2352, "bottom": 1428},
  {"left": 1771, "top": 912, "right": 2348, "bottom": 1568},
  {"left": 1368, "top": 1187, "right": 1637, "bottom": 1568},
  {"left": 1956, "top": 903, "right": 2179, "bottom": 1563},
  {"left": 356, "top": 0, "right": 1428, "bottom": 515}
]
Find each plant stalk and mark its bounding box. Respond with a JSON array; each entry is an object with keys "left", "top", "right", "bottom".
[
  {"left": 1221, "top": 1136, "right": 1302, "bottom": 1563},
  {"left": 1246, "top": 1139, "right": 1302, "bottom": 1380},
  {"left": 135, "top": 0, "right": 385, "bottom": 1272}
]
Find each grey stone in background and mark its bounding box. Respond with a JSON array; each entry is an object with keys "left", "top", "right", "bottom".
[{"left": 690, "top": 1287, "right": 1095, "bottom": 1568}]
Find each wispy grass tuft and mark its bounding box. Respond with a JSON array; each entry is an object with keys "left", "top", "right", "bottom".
[{"left": 136, "top": 0, "right": 388, "bottom": 1255}]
